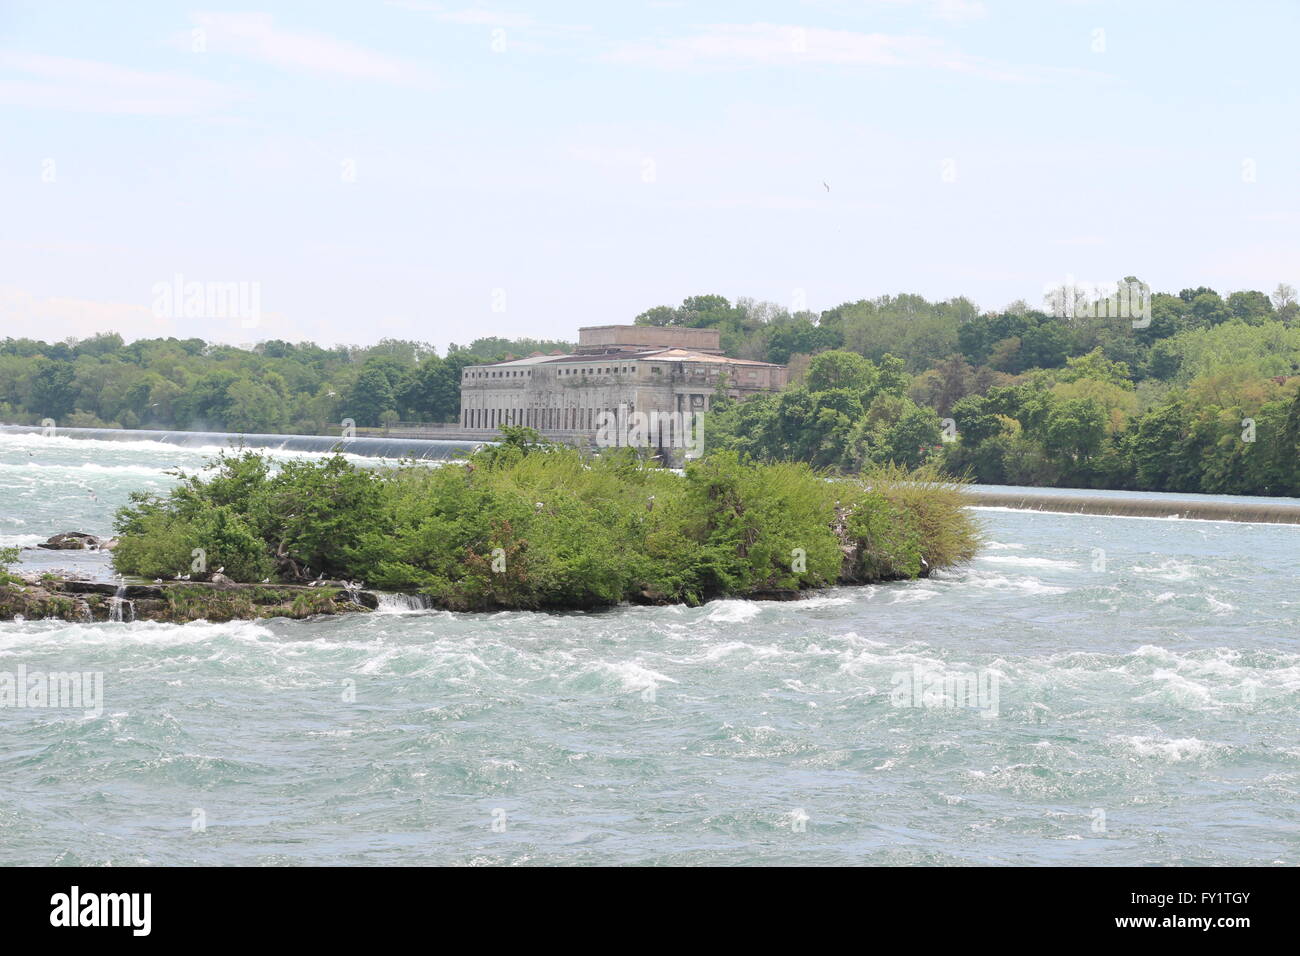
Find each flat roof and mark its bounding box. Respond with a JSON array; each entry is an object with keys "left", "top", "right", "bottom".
[{"left": 467, "top": 348, "right": 783, "bottom": 369}]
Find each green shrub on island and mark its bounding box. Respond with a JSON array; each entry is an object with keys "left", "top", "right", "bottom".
[
  {"left": 111, "top": 429, "right": 980, "bottom": 610},
  {"left": 0, "top": 545, "right": 21, "bottom": 584}
]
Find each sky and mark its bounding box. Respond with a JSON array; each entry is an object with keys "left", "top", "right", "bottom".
[{"left": 1, "top": 0, "right": 1298, "bottom": 352}]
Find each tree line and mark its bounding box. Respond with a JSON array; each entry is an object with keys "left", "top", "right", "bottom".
[
  {"left": 0, "top": 333, "right": 571, "bottom": 434},
  {"left": 684, "top": 281, "right": 1300, "bottom": 497}
]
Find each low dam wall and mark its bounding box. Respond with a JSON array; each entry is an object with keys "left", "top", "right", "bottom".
[
  {"left": 0, "top": 425, "right": 483, "bottom": 461},
  {"left": 963, "top": 488, "right": 1300, "bottom": 524}
]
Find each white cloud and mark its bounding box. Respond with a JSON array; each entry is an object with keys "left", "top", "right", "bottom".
[
  {"left": 602, "top": 23, "right": 1028, "bottom": 80},
  {"left": 1051, "top": 236, "right": 1109, "bottom": 246},
  {"left": 191, "top": 12, "right": 436, "bottom": 86},
  {"left": 806, "top": 0, "right": 988, "bottom": 23},
  {"left": 0, "top": 287, "right": 167, "bottom": 342},
  {"left": 930, "top": 0, "right": 989, "bottom": 23},
  {"left": 0, "top": 285, "right": 301, "bottom": 346},
  {"left": 386, "top": 2, "right": 537, "bottom": 29},
  {"left": 0, "top": 51, "right": 232, "bottom": 115},
  {"left": 384, "top": 2, "right": 593, "bottom": 55}
]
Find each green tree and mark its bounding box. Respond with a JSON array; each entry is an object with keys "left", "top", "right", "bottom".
[
  {"left": 347, "top": 367, "right": 396, "bottom": 427},
  {"left": 29, "top": 358, "right": 77, "bottom": 418},
  {"left": 806, "top": 350, "right": 877, "bottom": 392},
  {"left": 225, "top": 379, "right": 286, "bottom": 433}
]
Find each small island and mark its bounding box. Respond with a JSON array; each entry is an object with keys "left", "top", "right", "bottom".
[{"left": 0, "top": 429, "right": 980, "bottom": 623}]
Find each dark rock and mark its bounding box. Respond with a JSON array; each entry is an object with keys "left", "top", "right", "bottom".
[
  {"left": 61, "top": 581, "right": 119, "bottom": 595},
  {"left": 1, "top": 575, "right": 386, "bottom": 623},
  {"left": 37, "top": 532, "right": 106, "bottom": 551},
  {"left": 59, "top": 581, "right": 163, "bottom": 599},
  {"left": 748, "top": 588, "right": 805, "bottom": 602}
]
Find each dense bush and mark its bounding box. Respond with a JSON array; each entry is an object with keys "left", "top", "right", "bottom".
[{"left": 112, "top": 434, "right": 980, "bottom": 610}]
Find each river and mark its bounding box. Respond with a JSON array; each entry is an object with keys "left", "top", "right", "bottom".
[{"left": 1, "top": 429, "right": 1296, "bottom": 865}]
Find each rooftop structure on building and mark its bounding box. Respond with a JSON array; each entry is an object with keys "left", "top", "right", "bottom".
[{"left": 458, "top": 324, "right": 787, "bottom": 437}]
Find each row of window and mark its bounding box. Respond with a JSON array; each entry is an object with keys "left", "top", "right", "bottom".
[
  {"left": 462, "top": 407, "right": 610, "bottom": 429},
  {"left": 556, "top": 365, "right": 641, "bottom": 376},
  {"left": 463, "top": 365, "right": 661, "bottom": 380},
  {"left": 464, "top": 369, "right": 532, "bottom": 380}
]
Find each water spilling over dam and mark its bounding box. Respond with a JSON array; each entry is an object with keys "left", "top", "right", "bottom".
[
  {"left": 963, "top": 487, "right": 1300, "bottom": 524},
  {"left": 0, "top": 424, "right": 484, "bottom": 461}
]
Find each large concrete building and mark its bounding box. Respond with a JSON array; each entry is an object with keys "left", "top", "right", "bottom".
[{"left": 459, "top": 325, "right": 787, "bottom": 433}]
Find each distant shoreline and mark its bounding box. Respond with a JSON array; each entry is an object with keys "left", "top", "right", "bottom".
[{"left": 5, "top": 424, "right": 1299, "bottom": 516}]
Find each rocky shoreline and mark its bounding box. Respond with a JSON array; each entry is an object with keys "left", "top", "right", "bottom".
[
  {"left": 0, "top": 575, "right": 381, "bottom": 624},
  {"left": 0, "top": 572, "right": 834, "bottom": 623}
]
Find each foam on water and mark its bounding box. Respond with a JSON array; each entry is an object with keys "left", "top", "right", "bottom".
[
  {"left": 979, "top": 555, "right": 1079, "bottom": 570},
  {"left": 704, "top": 599, "right": 763, "bottom": 623}
]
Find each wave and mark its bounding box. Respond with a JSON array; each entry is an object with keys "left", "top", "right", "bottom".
[
  {"left": 934, "top": 569, "right": 1070, "bottom": 595},
  {"left": 0, "top": 460, "right": 171, "bottom": 478},
  {"left": 1131, "top": 559, "right": 1208, "bottom": 582},
  {"left": 1114, "top": 734, "right": 1223, "bottom": 763},
  {"left": 979, "top": 555, "right": 1079, "bottom": 570},
  {"left": 581, "top": 660, "right": 678, "bottom": 695},
  {"left": 703, "top": 600, "right": 763, "bottom": 623},
  {"left": 0, "top": 618, "right": 276, "bottom": 650}
]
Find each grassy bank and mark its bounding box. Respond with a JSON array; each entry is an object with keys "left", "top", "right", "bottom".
[{"left": 111, "top": 430, "right": 980, "bottom": 611}]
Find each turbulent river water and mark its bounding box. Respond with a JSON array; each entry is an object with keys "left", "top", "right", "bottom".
[{"left": 1, "top": 429, "right": 1297, "bottom": 865}]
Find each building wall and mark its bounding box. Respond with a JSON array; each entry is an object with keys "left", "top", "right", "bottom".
[{"left": 459, "top": 354, "right": 786, "bottom": 431}]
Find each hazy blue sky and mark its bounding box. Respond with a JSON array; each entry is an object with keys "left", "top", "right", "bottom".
[{"left": 2, "top": 0, "right": 1297, "bottom": 350}]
